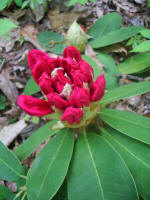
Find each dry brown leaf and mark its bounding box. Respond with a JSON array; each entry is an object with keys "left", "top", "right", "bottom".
[
  {"left": 0, "top": 69, "right": 18, "bottom": 103},
  {"left": 21, "top": 25, "right": 46, "bottom": 51},
  {"left": 0, "top": 119, "right": 26, "bottom": 146},
  {"left": 48, "top": 7, "right": 86, "bottom": 31}
]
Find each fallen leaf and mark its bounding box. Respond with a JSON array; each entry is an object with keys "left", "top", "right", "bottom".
[
  {"left": 0, "top": 119, "right": 26, "bottom": 146},
  {"left": 0, "top": 69, "right": 18, "bottom": 103},
  {"left": 21, "top": 25, "right": 46, "bottom": 51}
]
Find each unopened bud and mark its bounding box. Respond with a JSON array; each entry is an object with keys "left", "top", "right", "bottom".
[{"left": 66, "top": 21, "right": 88, "bottom": 52}]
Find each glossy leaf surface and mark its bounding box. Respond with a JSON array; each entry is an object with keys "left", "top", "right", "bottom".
[
  {"left": 90, "top": 26, "right": 142, "bottom": 48},
  {"left": 24, "top": 77, "right": 40, "bottom": 95},
  {"left": 82, "top": 55, "right": 101, "bottom": 79},
  {"left": 99, "top": 108, "right": 150, "bottom": 145},
  {"left": 14, "top": 120, "right": 59, "bottom": 161},
  {"left": 101, "top": 127, "right": 150, "bottom": 200},
  {"left": 88, "top": 12, "right": 122, "bottom": 38},
  {"left": 68, "top": 132, "right": 138, "bottom": 200},
  {"left": 101, "top": 81, "right": 150, "bottom": 104},
  {"left": 118, "top": 53, "right": 150, "bottom": 74},
  {"left": 27, "top": 128, "right": 74, "bottom": 200},
  {"left": 97, "top": 53, "right": 119, "bottom": 89},
  {"left": 131, "top": 40, "right": 150, "bottom": 52},
  {"left": 0, "top": 142, "right": 23, "bottom": 181}
]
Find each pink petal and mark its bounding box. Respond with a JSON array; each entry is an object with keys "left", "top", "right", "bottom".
[
  {"left": 63, "top": 46, "right": 81, "bottom": 63},
  {"left": 17, "top": 95, "right": 53, "bottom": 116},
  {"left": 90, "top": 74, "right": 106, "bottom": 102},
  {"left": 69, "top": 87, "right": 90, "bottom": 108},
  {"left": 27, "top": 49, "right": 51, "bottom": 71},
  {"left": 47, "top": 93, "right": 68, "bottom": 110},
  {"left": 61, "top": 107, "right": 83, "bottom": 125},
  {"left": 39, "top": 73, "right": 54, "bottom": 95},
  {"left": 32, "top": 60, "right": 51, "bottom": 84}
]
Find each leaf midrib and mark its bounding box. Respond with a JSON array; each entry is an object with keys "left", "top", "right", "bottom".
[
  {"left": 84, "top": 133, "right": 105, "bottom": 200},
  {"left": 0, "top": 157, "right": 21, "bottom": 178},
  {"left": 36, "top": 132, "right": 67, "bottom": 200},
  {"left": 99, "top": 111, "right": 150, "bottom": 129}
]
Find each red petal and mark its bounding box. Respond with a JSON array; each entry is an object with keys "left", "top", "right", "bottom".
[
  {"left": 63, "top": 46, "right": 81, "bottom": 63},
  {"left": 32, "top": 60, "right": 51, "bottom": 84},
  {"left": 17, "top": 95, "right": 53, "bottom": 116},
  {"left": 90, "top": 74, "right": 106, "bottom": 102},
  {"left": 69, "top": 87, "right": 90, "bottom": 108},
  {"left": 39, "top": 73, "right": 54, "bottom": 95},
  {"left": 47, "top": 93, "right": 68, "bottom": 110},
  {"left": 61, "top": 107, "right": 83, "bottom": 125},
  {"left": 27, "top": 49, "right": 51, "bottom": 71}
]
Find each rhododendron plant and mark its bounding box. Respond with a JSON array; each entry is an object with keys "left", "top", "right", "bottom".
[{"left": 18, "top": 46, "right": 105, "bottom": 127}]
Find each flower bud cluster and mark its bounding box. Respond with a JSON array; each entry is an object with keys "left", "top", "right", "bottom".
[{"left": 18, "top": 46, "right": 105, "bottom": 127}]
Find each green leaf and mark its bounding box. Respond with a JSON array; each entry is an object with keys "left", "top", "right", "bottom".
[
  {"left": 24, "top": 77, "right": 40, "bottom": 95},
  {"left": 68, "top": 132, "right": 138, "bottom": 200},
  {"left": 118, "top": 52, "right": 150, "bottom": 74},
  {"left": 88, "top": 12, "right": 122, "bottom": 38},
  {"left": 0, "top": 185, "right": 15, "bottom": 200},
  {"left": 101, "top": 126, "right": 150, "bottom": 200},
  {"left": 14, "top": 0, "right": 22, "bottom": 6},
  {"left": 14, "top": 120, "right": 59, "bottom": 161},
  {"left": 27, "top": 128, "right": 74, "bottom": 200},
  {"left": 131, "top": 40, "right": 150, "bottom": 52},
  {"left": 0, "top": 19, "right": 17, "bottom": 38},
  {"left": 0, "top": 142, "right": 23, "bottom": 181},
  {"left": 82, "top": 55, "right": 101, "bottom": 79},
  {"left": 99, "top": 108, "right": 150, "bottom": 145},
  {"left": 97, "top": 53, "right": 119, "bottom": 89},
  {"left": 140, "top": 29, "right": 150, "bottom": 39},
  {"left": 101, "top": 81, "right": 150, "bottom": 104},
  {"left": 68, "top": 0, "right": 97, "bottom": 6},
  {"left": 0, "top": 0, "right": 12, "bottom": 10},
  {"left": 38, "top": 31, "right": 66, "bottom": 55},
  {"left": 90, "top": 26, "right": 142, "bottom": 48}
]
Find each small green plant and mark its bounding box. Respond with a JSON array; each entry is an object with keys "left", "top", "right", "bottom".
[
  {"left": 0, "top": 19, "right": 17, "bottom": 39},
  {"left": 0, "top": 95, "right": 6, "bottom": 110}
]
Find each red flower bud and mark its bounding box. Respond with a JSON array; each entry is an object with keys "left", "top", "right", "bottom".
[
  {"left": 69, "top": 87, "right": 90, "bottom": 108},
  {"left": 47, "top": 93, "right": 68, "bottom": 110},
  {"left": 63, "top": 46, "right": 81, "bottom": 63},
  {"left": 61, "top": 107, "right": 83, "bottom": 125},
  {"left": 17, "top": 95, "right": 53, "bottom": 116},
  {"left": 90, "top": 74, "right": 106, "bottom": 102},
  {"left": 18, "top": 46, "right": 105, "bottom": 126}
]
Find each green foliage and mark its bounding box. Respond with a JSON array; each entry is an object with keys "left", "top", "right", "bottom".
[
  {"left": 82, "top": 55, "right": 101, "bottom": 79},
  {"left": 140, "top": 29, "right": 150, "bottom": 39},
  {"left": 118, "top": 52, "right": 150, "bottom": 74},
  {"left": 131, "top": 40, "right": 150, "bottom": 52},
  {"left": 97, "top": 53, "right": 119, "bottom": 89},
  {"left": 101, "top": 127, "right": 150, "bottom": 200},
  {"left": 0, "top": 0, "right": 11, "bottom": 11},
  {"left": 148, "top": 0, "right": 150, "bottom": 7},
  {"left": 38, "top": 31, "right": 66, "bottom": 55},
  {"left": 0, "top": 95, "right": 6, "bottom": 110},
  {"left": 0, "top": 185, "right": 15, "bottom": 200},
  {"left": 99, "top": 109, "right": 150, "bottom": 145},
  {"left": 68, "top": 132, "right": 138, "bottom": 200},
  {"left": 90, "top": 26, "right": 142, "bottom": 48},
  {"left": 68, "top": 0, "right": 98, "bottom": 6},
  {"left": 14, "top": 120, "right": 59, "bottom": 161},
  {"left": 0, "top": 142, "right": 24, "bottom": 181},
  {"left": 27, "top": 129, "right": 74, "bottom": 200},
  {"left": 88, "top": 12, "right": 122, "bottom": 38},
  {"left": 101, "top": 81, "right": 150, "bottom": 104},
  {"left": 0, "top": 19, "right": 17, "bottom": 38},
  {"left": 24, "top": 77, "right": 40, "bottom": 95}
]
